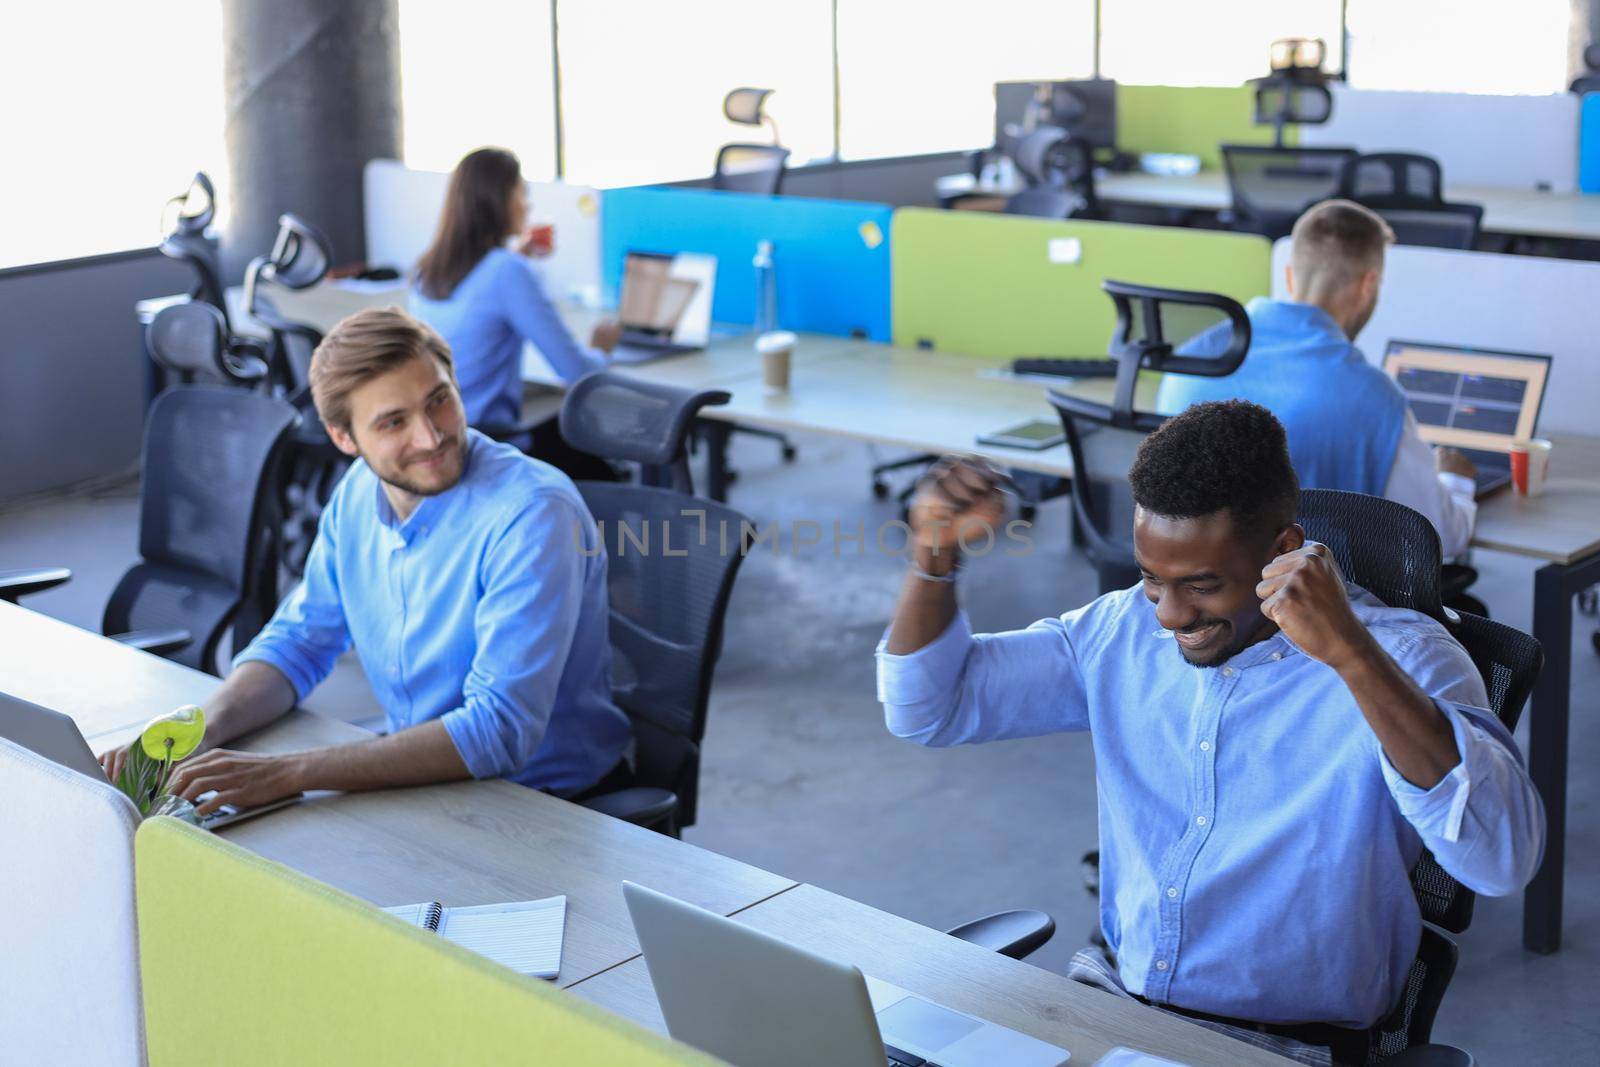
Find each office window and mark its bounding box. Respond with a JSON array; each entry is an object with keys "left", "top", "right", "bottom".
[
  {"left": 836, "top": 1, "right": 1096, "bottom": 159},
  {"left": 398, "top": 0, "right": 559, "bottom": 178},
  {"left": 1345, "top": 0, "right": 1571, "bottom": 95},
  {"left": 0, "top": 3, "right": 226, "bottom": 270},
  {"left": 1099, "top": 0, "right": 1343, "bottom": 88},
  {"left": 558, "top": 1, "right": 834, "bottom": 189}
]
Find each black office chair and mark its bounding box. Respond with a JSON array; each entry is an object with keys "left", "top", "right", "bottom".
[
  {"left": 1296, "top": 488, "right": 1542, "bottom": 1063},
  {"left": 0, "top": 567, "right": 72, "bottom": 604},
  {"left": 1338, "top": 153, "right": 1484, "bottom": 251},
  {"left": 1005, "top": 127, "right": 1100, "bottom": 220},
  {"left": 1569, "top": 43, "right": 1600, "bottom": 94},
  {"left": 712, "top": 144, "right": 791, "bottom": 196},
  {"left": 147, "top": 302, "right": 271, "bottom": 387},
  {"left": 158, "top": 172, "right": 231, "bottom": 329},
  {"left": 103, "top": 386, "right": 300, "bottom": 673},
  {"left": 559, "top": 372, "right": 732, "bottom": 495},
  {"left": 1221, "top": 144, "right": 1359, "bottom": 240},
  {"left": 242, "top": 214, "right": 349, "bottom": 576},
  {"left": 570, "top": 483, "right": 748, "bottom": 837},
  {"left": 1047, "top": 282, "right": 1252, "bottom": 594}
]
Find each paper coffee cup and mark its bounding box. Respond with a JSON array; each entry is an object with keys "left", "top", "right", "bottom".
[
  {"left": 756, "top": 330, "right": 795, "bottom": 394},
  {"left": 1509, "top": 438, "right": 1552, "bottom": 497}
]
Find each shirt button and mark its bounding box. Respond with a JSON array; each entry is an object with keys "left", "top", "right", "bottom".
[
  {"left": 1200, "top": 740, "right": 1211, "bottom": 752},
  {"left": 1155, "top": 959, "right": 1169, "bottom": 971},
  {"left": 1167, "top": 886, "right": 1179, "bottom": 899},
  {"left": 1222, "top": 667, "right": 1235, "bottom": 677},
  {"left": 1270, "top": 651, "right": 1283, "bottom": 661},
  {"left": 1196, "top": 815, "right": 1208, "bottom": 827}
]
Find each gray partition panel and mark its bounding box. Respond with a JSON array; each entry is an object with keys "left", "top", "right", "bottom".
[{"left": 0, "top": 249, "right": 192, "bottom": 500}]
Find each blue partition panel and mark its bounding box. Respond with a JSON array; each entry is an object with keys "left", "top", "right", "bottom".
[
  {"left": 1582, "top": 94, "right": 1600, "bottom": 194},
  {"left": 600, "top": 187, "right": 893, "bottom": 341}
]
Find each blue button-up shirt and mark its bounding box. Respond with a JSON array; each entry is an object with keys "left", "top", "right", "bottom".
[
  {"left": 876, "top": 586, "right": 1543, "bottom": 1028},
  {"left": 238, "top": 431, "right": 630, "bottom": 795}
]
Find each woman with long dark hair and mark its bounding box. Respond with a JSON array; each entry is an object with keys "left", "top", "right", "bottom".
[{"left": 412, "top": 148, "right": 620, "bottom": 474}]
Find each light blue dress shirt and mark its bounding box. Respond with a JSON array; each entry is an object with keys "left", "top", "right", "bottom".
[
  {"left": 876, "top": 586, "right": 1544, "bottom": 1028},
  {"left": 412, "top": 248, "right": 605, "bottom": 427},
  {"left": 1156, "top": 298, "right": 1409, "bottom": 497},
  {"left": 237, "top": 430, "right": 631, "bottom": 795}
]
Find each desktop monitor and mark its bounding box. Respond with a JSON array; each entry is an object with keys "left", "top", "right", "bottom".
[{"left": 993, "top": 78, "right": 1116, "bottom": 155}]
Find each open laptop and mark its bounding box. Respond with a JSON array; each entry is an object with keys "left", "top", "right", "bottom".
[
  {"left": 611, "top": 250, "right": 717, "bottom": 363},
  {"left": 1382, "top": 340, "right": 1553, "bottom": 498},
  {"left": 0, "top": 692, "right": 299, "bottom": 829},
  {"left": 622, "top": 881, "right": 1070, "bottom": 1067}
]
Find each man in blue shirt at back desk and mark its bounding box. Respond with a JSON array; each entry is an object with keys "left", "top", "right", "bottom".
[
  {"left": 104, "top": 308, "right": 631, "bottom": 807},
  {"left": 877, "top": 402, "right": 1542, "bottom": 1066},
  {"left": 1157, "top": 199, "right": 1478, "bottom": 562}
]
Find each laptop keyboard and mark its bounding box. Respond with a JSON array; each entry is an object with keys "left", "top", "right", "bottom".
[{"left": 885, "top": 1043, "right": 944, "bottom": 1067}]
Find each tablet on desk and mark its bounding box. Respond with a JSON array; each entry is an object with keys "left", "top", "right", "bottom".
[{"left": 977, "top": 419, "right": 1064, "bottom": 451}]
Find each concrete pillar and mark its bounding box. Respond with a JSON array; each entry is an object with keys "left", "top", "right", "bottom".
[
  {"left": 220, "top": 0, "right": 402, "bottom": 281},
  {"left": 1572, "top": 0, "right": 1600, "bottom": 84}
]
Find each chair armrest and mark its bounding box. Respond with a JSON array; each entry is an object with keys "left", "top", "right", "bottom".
[
  {"left": 111, "top": 629, "right": 194, "bottom": 658},
  {"left": 1383, "top": 1044, "right": 1474, "bottom": 1067},
  {"left": 944, "top": 910, "right": 1056, "bottom": 961},
  {"left": 0, "top": 566, "right": 72, "bottom": 603},
  {"left": 577, "top": 787, "right": 679, "bottom": 832}
]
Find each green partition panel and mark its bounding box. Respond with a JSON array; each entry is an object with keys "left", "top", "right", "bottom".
[
  {"left": 1116, "top": 84, "right": 1294, "bottom": 169},
  {"left": 135, "top": 818, "right": 718, "bottom": 1067},
  {"left": 891, "top": 209, "right": 1271, "bottom": 359}
]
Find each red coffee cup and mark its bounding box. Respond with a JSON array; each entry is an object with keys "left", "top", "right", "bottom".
[
  {"left": 1509, "top": 439, "right": 1552, "bottom": 497},
  {"left": 525, "top": 222, "right": 555, "bottom": 257}
]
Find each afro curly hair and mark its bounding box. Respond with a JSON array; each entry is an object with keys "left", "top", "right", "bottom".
[{"left": 1128, "top": 399, "right": 1299, "bottom": 538}]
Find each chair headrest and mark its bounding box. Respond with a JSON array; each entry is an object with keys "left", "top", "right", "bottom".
[{"left": 724, "top": 87, "right": 774, "bottom": 126}]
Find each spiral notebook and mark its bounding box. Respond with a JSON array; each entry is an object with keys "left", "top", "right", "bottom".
[{"left": 383, "top": 895, "right": 566, "bottom": 979}]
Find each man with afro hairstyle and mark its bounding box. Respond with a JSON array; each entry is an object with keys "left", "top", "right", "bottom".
[{"left": 876, "top": 400, "right": 1542, "bottom": 1065}]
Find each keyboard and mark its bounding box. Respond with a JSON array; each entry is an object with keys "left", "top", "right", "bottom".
[
  {"left": 1011, "top": 357, "right": 1118, "bottom": 379},
  {"left": 886, "top": 1043, "right": 944, "bottom": 1067}
]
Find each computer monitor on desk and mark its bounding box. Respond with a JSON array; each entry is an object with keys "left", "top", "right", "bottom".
[{"left": 994, "top": 78, "right": 1116, "bottom": 156}]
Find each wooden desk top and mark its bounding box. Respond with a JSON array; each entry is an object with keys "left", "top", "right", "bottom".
[
  {"left": 1472, "top": 434, "right": 1600, "bottom": 565},
  {"left": 0, "top": 601, "right": 216, "bottom": 744},
  {"left": 568, "top": 883, "right": 1293, "bottom": 1066}
]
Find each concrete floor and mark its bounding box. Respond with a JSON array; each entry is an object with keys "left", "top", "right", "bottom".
[{"left": 4, "top": 430, "right": 1595, "bottom": 1065}]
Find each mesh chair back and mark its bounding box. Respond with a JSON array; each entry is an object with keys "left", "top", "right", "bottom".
[
  {"left": 1297, "top": 489, "right": 1543, "bottom": 935},
  {"left": 560, "top": 372, "right": 730, "bottom": 493},
  {"left": 1252, "top": 78, "right": 1334, "bottom": 126},
  {"left": 107, "top": 387, "right": 297, "bottom": 670},
  {"left": 147, "top": 303, "right": 231, "bottom": 384},
  {"left": 1221, "top": 145, "right": 1357, "bottom": 239},
  {"left": 1050, "top": 408, "right": 1157, "bottom": 592},
  {"left": 1371, "top": 204, "right": 1483, "bottom": 251},
  {"left": 1296, "top": 489, "right": 1446, "bottom": 621},
  {"left": 133, "top": 387, "right": 299, "bottom": 589},
  {"left": 578, "top": 483, "right": 749, "bottom": 828},
  {"left": 1340, "top": 153, "right": 1444, "bottom": 206},
  {"left": 1366, "top": 925, "right": 1459, "bottom": 1060},
  {"left": 712, "top": 144, "right": 790, "bottom": 195}
]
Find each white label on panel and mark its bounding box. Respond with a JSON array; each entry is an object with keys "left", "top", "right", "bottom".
[{"left": 1048, "top": 237, "right": 1082, "bottom": 265}]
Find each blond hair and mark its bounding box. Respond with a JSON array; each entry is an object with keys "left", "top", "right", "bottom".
[
  {"left": 1289, "top": 199, "right": 1395, "bottom": 305},
  {"left": 309, "top": 307, "right": 455, "bottom": 432}
]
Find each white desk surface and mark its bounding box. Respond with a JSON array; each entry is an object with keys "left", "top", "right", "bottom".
[
  {"left": 1096, "top": 171, "right": 1600, "bottom": 241},
  {"left": 1472, "top": 434, "right": 1600, "bottom": 566}
]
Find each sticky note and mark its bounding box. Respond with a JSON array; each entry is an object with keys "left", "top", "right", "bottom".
[
  {"left": 1048, "top": 237, "right": 1082, "bottom": 264},
  {"left": 577, "top": 193, "right": 598, "bottom": 218},
  {"left": 859, "top": 220, "right": 884, "bottom": 249}
]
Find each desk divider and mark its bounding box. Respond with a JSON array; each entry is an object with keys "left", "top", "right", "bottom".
[
  {"left": 892, "top": 209, "right": 1271, "bottom": 359},
  {"left": 1581, "top": 94, "right": 1600, "bottom": 194},
  {"left": 364, "top": 159, "right": 604, "bottom": 303},
  {"left": 1270, "top": 237, "right": 1600, "bottom": 438},
  {"left": 1301, "top": 86, "right": 1581, "bottom": 193},
  {"left": 135, "top": 818, "right": 720, "bottom": 1067},
  {"left": 600, "top": 186, "right": 894, "bottom": 341},
  {"left": 1115, "top": 85, "right": 1288, "bottom": 170}
]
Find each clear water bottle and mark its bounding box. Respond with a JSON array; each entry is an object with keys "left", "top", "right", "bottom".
[{"left": 753, "top": 239, "right": 777, "bottom": 337}]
